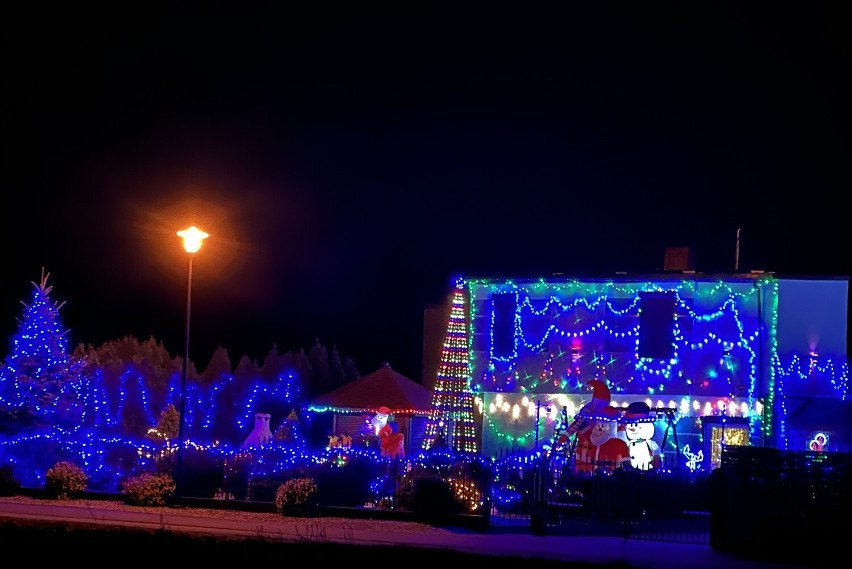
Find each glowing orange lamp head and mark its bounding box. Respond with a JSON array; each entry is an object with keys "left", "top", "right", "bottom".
[{"left": 177, "top": 226, "right": 209, "bottom": 253}]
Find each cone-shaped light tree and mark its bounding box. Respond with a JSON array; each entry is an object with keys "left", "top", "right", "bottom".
[{"left": 423, "top": 279, "right": 479, "bottom": 454}]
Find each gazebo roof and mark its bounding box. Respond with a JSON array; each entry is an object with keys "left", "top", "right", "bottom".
[{"left": 310, "top": 362, "right": 433, "bottom": 415}]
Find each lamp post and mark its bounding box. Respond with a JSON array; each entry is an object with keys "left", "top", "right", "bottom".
[{"left": 175, "top": 225, "right": 209, "bottom": 500}]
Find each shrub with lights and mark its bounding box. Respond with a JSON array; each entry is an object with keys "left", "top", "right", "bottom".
[
  {"left": 121, "top": 472, "right": 176, "bottom": 506},
  {"left": 275, "top": 477, "right": 318, "bottom": 516},
  {"left": 397, "top": 448, "right": 492, "bottom": 516},
  {"left": 44, "top": 461, "right": 88, "bottom": 500},
  {"left": 407, "top": 475, "right": 462, "bottom": 524}
]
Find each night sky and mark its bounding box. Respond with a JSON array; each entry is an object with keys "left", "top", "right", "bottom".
[{"left": 2, "top": 4, "right": 849, "bottom": 382}]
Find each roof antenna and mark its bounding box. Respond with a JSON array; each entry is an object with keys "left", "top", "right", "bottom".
[{"left": 734, "top": 227, "right": 741, "bottom": 272}]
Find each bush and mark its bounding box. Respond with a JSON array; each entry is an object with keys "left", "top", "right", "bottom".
[
  {"left": 409, "top": 475, "right": 461, "bottom": 524},
  {"left": 247, "top": 475, "right": 280, "bottom": 502},
  {"left": 178, "top": 447, "right": 227, "bottom": 498},
  {"left": 44, "top": 461, "right": 88, "bottom": 500},
  {"left": 121, "top": 472, "right": 176, "bottom": 506},
  {"left": 314, "top": 455, "right": 379, "bottom": 507},
  {"left": 0, "top": 465, "right": 21, "bottom": 496},
  {"left": 275, "top": 477, "right": 318, "bottom": 516}
]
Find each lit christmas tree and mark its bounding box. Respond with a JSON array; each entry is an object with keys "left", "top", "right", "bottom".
[
  {"left": 0, "top": 269, "right": 85, "bottom": 430},
  {"left": 274, "top": 408, "right": 305, "bottom": 448},
  {"left": 423, "top": 279, "right": 479, "bottom": 454},
  {"left": 146, "top": 403, "right": 180, "bottom": 442}
]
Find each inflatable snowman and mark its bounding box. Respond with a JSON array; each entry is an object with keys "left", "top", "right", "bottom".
[{"left": 621, "top": 402, "right": 661, "bottom": 470}]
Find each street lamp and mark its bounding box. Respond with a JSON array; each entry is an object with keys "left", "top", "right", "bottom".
[{"left": 175, "top": 225, "right": 209, "bottom": 499}]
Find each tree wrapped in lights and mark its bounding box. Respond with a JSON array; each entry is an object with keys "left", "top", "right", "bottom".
[
  {"left": 0, "top": 269, "right": 85, "bottom": 431},
  {"left": 146, "top": 403, "right": 180, "bottom": 442},
  {"left": 274, "top": 409, "right": 305, "bottom": 448},
  {"left": 423, "top": 280, "right": 479, "bottom": 454}
]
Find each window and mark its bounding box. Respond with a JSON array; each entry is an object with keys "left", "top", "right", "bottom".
[
  {"left": 638, "top": 292, "right": 675, "bottom": 359},
  {"left": 491, "top": 293, "right": 516, "bottom": 358}
]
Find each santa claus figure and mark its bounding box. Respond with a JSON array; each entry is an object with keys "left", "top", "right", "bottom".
[
  {"left": 566, "top": 379, "right": 614, "bottom": 437},
  {"left": 371, "top": 406, "right": 405, "bottom": 458},
  {"left": 589, "top": 406, "right": 630, "bottom": 470},
  {"left": 574, "top": 428, "right": 597, "bottom": 473},
  {"left": 567, "top": 379, "right": 615, "bottom": 473},
  {"left": 371, "top": 406, "right": 392, "bottom": 437}
]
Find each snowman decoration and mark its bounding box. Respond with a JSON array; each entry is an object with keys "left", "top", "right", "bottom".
[
  {"left": 242, "top": 412, "right": 273, "bottom": 448},
  {"left": 621, "top": 402, "right": 661, "bottom": 470}
]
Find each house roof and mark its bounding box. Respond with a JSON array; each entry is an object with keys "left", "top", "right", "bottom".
[{"left": 310, "top": 362, "right": 433, "bottom": 415}]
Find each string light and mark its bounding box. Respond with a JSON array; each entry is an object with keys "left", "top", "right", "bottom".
[
  {"left": 465, "top": 276, "right": 847, "bottom": 457},
  {"left": 0, "top": 270, "right": 846, "bottom": 490},
  {"left": 423, "top": 282, "right": 479, "bottom": 454}
]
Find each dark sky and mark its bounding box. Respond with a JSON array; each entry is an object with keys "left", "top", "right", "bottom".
[{"left": 2, "top": 4, "right": 850, "bottom": 381}]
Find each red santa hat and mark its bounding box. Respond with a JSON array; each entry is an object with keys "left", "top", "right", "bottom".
[
  {"left": 600, "top": 405, "right": 620, "bottom": 422},
  {"left": 575, "top": 379, "right": 612, "bottom": 419},
  {"left": 588, "top": 379, "right": 611, "bottom": 401},
  {"left": 377, "top": 406, "right": 391, "bottom": 415}
]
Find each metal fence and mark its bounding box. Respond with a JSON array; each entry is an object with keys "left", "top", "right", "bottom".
[
  {"left": 489, "top": 450, "right": 713, "bottom": 543},
  {"left": 710, "top": 446, "right": 849, "bottom": 565},
  {"left": 6, "top": 433, "right": 845, "bottom": 557}
]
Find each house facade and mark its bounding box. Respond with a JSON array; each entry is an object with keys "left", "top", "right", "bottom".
[{"left": 450, "top": 272, "right": 849, "bottom": 469}]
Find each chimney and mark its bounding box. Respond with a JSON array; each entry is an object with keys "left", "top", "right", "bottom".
[{"left": 664, "top": 247, "right": 694, "bottom": 271}]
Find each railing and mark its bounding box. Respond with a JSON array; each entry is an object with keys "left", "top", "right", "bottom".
[
  {"left": 5, "top": 431, "right": 846, "bottom": 557},
  {"left": 710, "top": 446, "right": 849, "bottom": 565}
]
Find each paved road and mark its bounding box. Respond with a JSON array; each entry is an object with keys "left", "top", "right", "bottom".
[{"left": 0, "top": 499, "right": 811, "bottom": 568}]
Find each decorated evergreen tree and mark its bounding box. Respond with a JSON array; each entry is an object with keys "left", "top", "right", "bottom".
[
  {"left": 423, "top": 279, "right": 479, "bottom": 454},
  {"left": 146, "top": 403, "right": 180, "bottom": 442},
  {"left": 274, "top": 409, "right": 305, "bottom": 448},
  {"left": 0, "top": 269, "right": 85, "bottom": 431}
]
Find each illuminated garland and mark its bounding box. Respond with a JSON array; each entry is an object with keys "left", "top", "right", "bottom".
[
  {"left": 469, "top": 278, "right": 771, "bottom": 395},
  {"left": 0, "top": 271, "right": 844, "bottom": 487}
]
